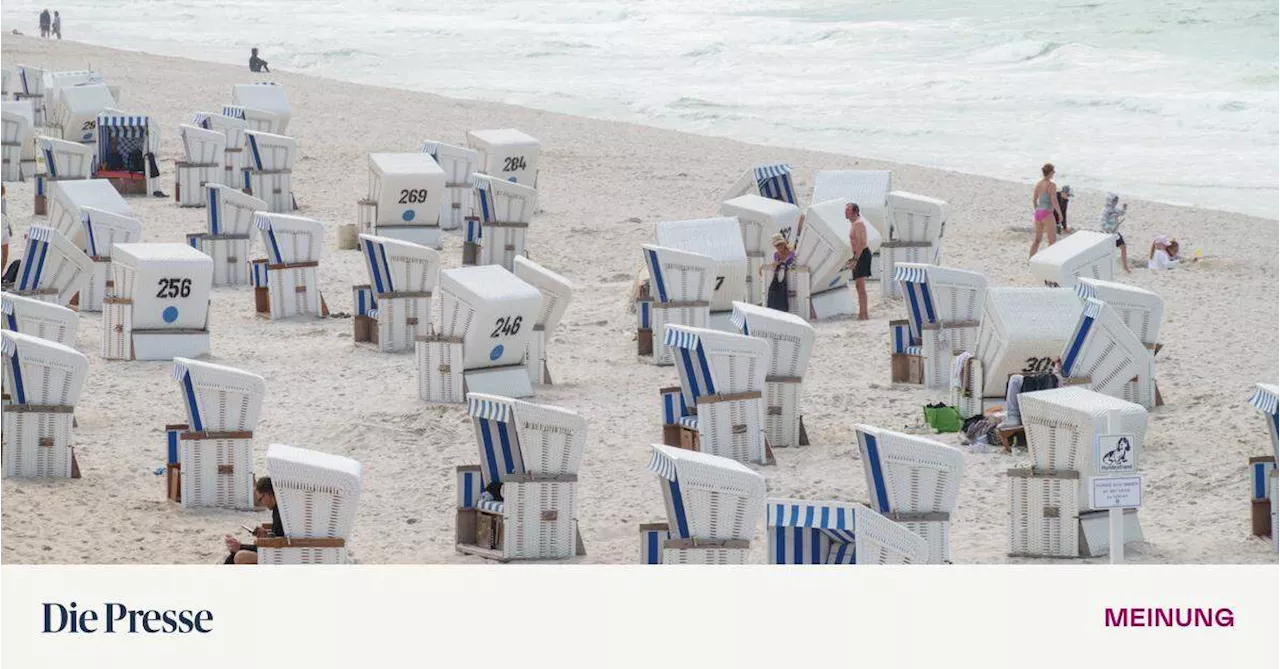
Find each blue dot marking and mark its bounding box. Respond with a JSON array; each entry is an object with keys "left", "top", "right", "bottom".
[
  {"left": 489, "top": 344, "right": 504, "bottom": 361},
  {"left": 162, "top": 306, "right": 179, "bottom": 323},
  {"left": 401, "top": 209, "right": 416, "bottom": 222}
]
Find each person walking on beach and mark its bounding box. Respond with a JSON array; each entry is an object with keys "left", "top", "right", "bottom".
[
  {"left": 52, "top": 11, "right": 61, "bottom": 39},
  {"left": 847, "top": 202, "right": 872, "bottom": 320},
  {"left": 38, "top": 9, "right": 50, "bottom": 38},
  {"left": 1029, "top": 163, "right": 1062, "bottom": 257},
  {"left": 249, "top": 48, "right": 270, "bottom": 73}
]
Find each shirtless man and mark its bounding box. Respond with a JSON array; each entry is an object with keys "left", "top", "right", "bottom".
[{"left": 846, "top": 202, "right": 871, "bottom": 320}]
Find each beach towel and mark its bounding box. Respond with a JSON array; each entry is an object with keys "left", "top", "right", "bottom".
[{"left": 951, "top": 351, "right": 973, "bottom": 389}]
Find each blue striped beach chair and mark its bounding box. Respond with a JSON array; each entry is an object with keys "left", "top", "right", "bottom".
[
  {"left": 893, "top": 263, "right": 986, "bottom": 390},
  {"left": 33, "top": 136, "right": 93, "bottom": 215},
  {"left": 856, "top": 424, "right": 965, "bottom": 564},
  {"left": 730, "top": 301, "right": 814, "bottom": 448},
  {"left": 420, "top": 140, "right": 479, "bottom": 232},
  {"left": 1, "top": 102, "right": 38, "bottom": 181},
  {"left": 639, "top": 244, "right": 715, "bottom": 365},
  {"left": 1, "top": 291, "right": 77, "bottom": 346},
  {"left": 1248, "top": 384, "right": 1279, "bottom": 548},
  {"left": 511, "top": 255, "right": 573, "bottom": 386},
  {"left": 191, "top": 112, "right": 248, "bottom": 188},
  {"left": 640, "top": 444, "right": 765, "bottom": 564},
  {"left": 1060, "top": 298, "right": 1155, "bottom": 409},
  {"left": 95, "top": 113, "right": 160, "bottom": 195},
  {"left": 242, "top": 130, "right": 296, "bottom": 213},
  {"left": 193, "top": 184, "right": 265, "bottom": 286},
  {"left": 78, "top": 207, "right": 140, "bottom": 312},
  {"left": 469, "top": 173, "right": 536, "bottom": 271},
  {"left": 719, "top": 194, "right": 802, "bottom": 306},
  {"left": 14, "top": 66, "right": 47, "bottom": 126},
  {"left": 45, "top": 178, "right": 130, "bottom": 252},
  {"left": 664, "top": 324, "right": 771, "bottom": 464},
  {"left": 880, "top": 191, "right": 947, "bottom": 299},
  {"left": 13, "top": 225, "right": 92, "bottom": 306},
  {"left": 654, "top": 217, "right": 749, "bottom": 317},
  {"left": 175, "top": 124, "right": 225, "bottom": 207},
  {"left": 456, "top": 393, "right": 587, "bottom": 561},
  {"left": 1074, "top": 277, "right": 1165, "bottom": 405},
  {"left": 766, "top": 498, "right": 928, "bottom": 564},
  {"left": 721, "top": 162, "right": 797, "bottom": 205},
  {"left": 253, "top": 213, "right": 324, "bottom": 319},
  {"left": 168, "top": 358, "right": 266, "bottom": 509},
  {"left": 230, "top": 82, "right": 292, "bottom": 133},
  {"left": 1249, "top": 384, "right": 1279, "bottom": 461},
  {"left": 356, "top": 233, "right": 440, "bottom": 353},
  {"left": 258, "top": 443, "right": 362, "bottom": 565},
  {"left": 1, "top": 330, "right": 89, "bottom": 478}
]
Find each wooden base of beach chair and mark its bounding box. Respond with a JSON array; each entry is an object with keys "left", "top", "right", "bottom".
[
  {"left": 104, "top": 173, "right": 148, "bottom": 196},
  {"left": 256, "top": 537, "right": 347, "bottom": 565},
  {"left": 1251, "top": 456, "right": 1275, "bottom": 537},
  {"left": 637, "top": 328, "right": 653, "bottom": 356},
  {"left": 1252, "top": 499, "right": 1272, "bottom": 537},
  {"left": 997, "top": 426, "right": 1025, "bottom": 453},
  {"left": 456, "top": 507, "right": 586, "bottom": 563},
  {"left": 166, "top": 463, "right": 182, "bottom": 502},
  {"left": 662, "top": 424, "right": 681, "bottom": 447},
  {"left": 33, "top": 194, "right": 46, "bottom": 216},
  {"left": 891, "top": 353, "right": 923, "bottom": 384},
  {"left": 254, "top": 286, "right": 269, "bottom": 315},
  {"left": 462, "top": 241, "right": 480, "bottom": 266},
  {"left": 353, "top": 315, "right": 377, "bottom": 344}
]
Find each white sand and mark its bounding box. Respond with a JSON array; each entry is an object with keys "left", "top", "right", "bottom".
[{"left": 2, "top": 36, "right": 1276, "bottom": 565}]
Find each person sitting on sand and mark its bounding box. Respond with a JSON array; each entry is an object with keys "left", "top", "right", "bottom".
[
  {"left": 846, "top": 202, "right": 872, "bottom": 320},
  {"left": 1148, "top": 235, "right": 1197, "bottom": 270},
  {"left": 249, "top": 48, "right": 270, "bottom": 73},
  {"left": 761, "top": 232, "right": 795, "bottom": 312},
  {"left": 1029, "top": 163, "right": 1062, "bottom": 257},
  {"left": 1100, "top": 193, "right": 1131, "bottom": 274},
  {"left": 222, "top": 477, "right": 283, "bottom": 564}
]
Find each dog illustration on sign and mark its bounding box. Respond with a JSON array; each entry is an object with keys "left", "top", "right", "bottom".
[{"left": 1102, "top": 437, "right": 1133, "bottom": 469}]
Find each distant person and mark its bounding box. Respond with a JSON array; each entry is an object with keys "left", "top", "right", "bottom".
[
  {"left": 1148, "top": 236, "right": 1197, "bottom": 270},
  {"left": 1054, "top": 185, "right": 1072, "bottom": 234},
  {"left": 52, "top": 11, "right": 61, "bottom": 39},
  {"left": 249, "top": 48, "right": 270, "bottom": 73},
  {"left": 222, "top": 477, "right": 283, "bottom": 564},
  {"left": 1099, "top": 193, "right": 1131, "bottom": 274},
  {"left": 761, "top": 233, "right": 795, "bottom": 312},
  {"left": 39, "top": 9, "right": 50, "bottom": 38},
  {"left": 846, "top": 202, "right": 871, "bottom": 320},
  {"left": 1029, "top": 163, "right": 1062, "bottom": 257}
]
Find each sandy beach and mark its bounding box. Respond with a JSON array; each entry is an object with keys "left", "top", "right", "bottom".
[{"left": 1, "top": 36, "right": 1276, "bottom": 565}]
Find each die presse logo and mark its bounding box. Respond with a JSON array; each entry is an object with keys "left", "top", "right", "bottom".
[{"left": 43, "top": 602, "right": 213, "bottom": 634}]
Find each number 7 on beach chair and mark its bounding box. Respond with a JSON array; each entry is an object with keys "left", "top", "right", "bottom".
[{"left": 2, "top": 331, "right": 89, "bottom": 478}]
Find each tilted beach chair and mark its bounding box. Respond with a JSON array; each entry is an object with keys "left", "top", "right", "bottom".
[
  {"left": 970, "top": 287, "right": 1083, "bottom": 401},
  {"left": 79, "top": 207, "right": 142, "bottom": 312},
  {"left": 468, "top": 173, "right": 536, "bottom": 271},
  {"left": 354, "top": 234, "right": 440, "bottom": 353},
  {"left": 512, "top": 256, "right": 573, "bottom": 385},
  {"left": 811, "top": 169, "right": 892, "bottom": 282},
  {"left": 242, "top": 130, "right": 297, "bottom": 213},
  {"left": 730, "top": 301, "right": 814, "bottom": 448},
  {"left": 1060, "top": 298, "right": 1156, "bottom": 408},
  {"left": 2, "top": 101, "right": 38, "bottom": 182},
  {"left": 766, "top": 498, "right": 929, "bottom": 564},
  {"left": 358, "top": 153, "right": 446, "bottom": 249},
  {"left": 175, "top": 124, "right": 225, "bottom": 207},
  {"left": 1030, "top": 230, "right": 1115, "bottom": 288},
  {"left": 95, "top": 113, "right": 161, "bottom": 196},
  {"left": 655, "top": 216, "right": 749, "bottom": 328},
  {"left": 1075, "top": 277, "right": 1165, "bottom": 405},
  {"left": 189, "top": 184, "right": 266, "bottom": 286},
  {"left": 253, "top": 213, "right": 325, "bottom": 320},
  {"left": 230, "top": 82, "right": 292, "bottom": 133},
  {"left": 257, "top": 443, "right": 362, "bottom": 564},
  {"left": 191, "top": 112, "right": 248, "bottom": 188},
  {"left": 880, "top": 192, "right": 947, "bottom": 299},
  {"left": 421, "top": 140, "right": 479, "bottom": 231},
  {"left": 166, "top": 358, "right": 266, "bottom": 509},
  {"left": 1, "top": 292, "right": 78, "bottom": 345},
  {"left": 455, "top": 393, "right": 588, "bottom": 561},
  {"left": 466, "top": 128, "right": 540, "bottom": 188},
  {"left": 719, "top": 194, "right": 801, "bottom": 305},
  {"left": 663, "top": 324, "right": 771, "bottom": 465},
  {"left": 103, "top": 243, "right": 213, "bottom": 360},
  {"left": 792, "top": 198, "right": 875, "bottom": 320},
  {"left": 637, "top": 244, "right": 715, "bottom": 365},
  {"left": 640, "top": 444, "right": 766, "bottom": 564},
  {"left": 418, "top": 265, "right": 541, "bottom": 402},
  {"left": 720, "top": 162, "right": 797, "bottom": 205},
  {"left": 855, "top": 424, "right": 964, "bottom": 564},
  {"left": 892, "top": 263, "right": 986, "bottom": 390},
  {"left": 48, "top": 83, "right": 116, "bottom": 145},
  {"left": 46, "top": 178, "right": 131, "bottom": 252},
  {"left": 33, "top": 137, "right": 95, "bottom": 216},
  {"left": 1, "top": 330, "right": 89, "bottom": 478},
  {"left": 1011, "top": 387, "right": 1147, "bottom": 558},
  {"left": 13, "top": 66, "right": 48, "bottom": 126},
  {"left": 12, "top": 225, "right": 92, "bottom": 307}
]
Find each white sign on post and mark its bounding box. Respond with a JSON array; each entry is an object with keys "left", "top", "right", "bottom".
[
  {"left": 1095, "top": 433, "right": 1137, "bottom": 474},
  {"left": 1089, "top": 475, "right": 1143, "bottom": 510}
]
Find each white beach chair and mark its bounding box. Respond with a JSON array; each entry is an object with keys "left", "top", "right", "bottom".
[
  {"left": 420, "top": 140, "right": 479, "bottom": 231},
  {"left": 167, "top": 358, "right": 266, "bottom": 509},
  {"left": 1, "top": 330, "right": 89, "bottom": 478},
  {"left": 79, "top": 207, "right": 142, "bottom": 312},
  {"left": 811, "top": 170, "right": 892, "bottom": 282},
  {"left": 48, "top": 83, "right": 117, "bottom": 144},
  {"left": 191, "top": 112, "right": 248, "bottom": 188},
  {"left": 12, "top": 226, "right": 92, "bottom": 306},
  {"left": 353, "top": 234, "right": 440, "bottom": 353},
  {"left": 1249, "top": 383, "right": 1279, "bottom": 461},
  {"left": 221, "top": 103, "right": 283, "bottom": 136},
  {"left": 855, "top": 424, "right": 964, "bottom": 564},
  {"left": 13, "top": 66, "right": 48, "bottom": 126},
  {"left": 880, "top": 192, "right": 947, "bottom": 298},
  {"left": 1030, "top": 230, "right": 1115, "bottom": 288},
  {"left": 730, "top": 301, "right": 814, "bottom": 448},
  {"left": 258, "top": 443, "right": 362, "bottom": 564},
  {"left": 971, "top": 287, "right": 1083, "bottom": 399},
  {"left": 766, "top": 498, "right": 929, "bottom": 564},
  {"left": 2, "top": 101, "right": 38, "bottom": 182},
  {"left": 175, "top": 124, "right": 225, "bottom": 206},
  {"left": 34, "top": 137, "right": 96, "bottom": 216},
  {"left": 719, "top": 194, "right": 801, "bottom": 305},
  {"left": 721, "top": 163, "right": 798, "bottom": 205},
  {"left": 512, "top": 256, "right": 573, "bottom": 385},
  {"left": 655, "top": 216, "right": 749, "bottom": 327},
  {"left": 664, "top": 324, "right": 771, "bottom": 465},
  {"left": 467, "top": 128, "right": 540, "bottom": 188},
  {"left": 189, "top": 184, "right": 267, "bottom": 286},
  {"left": 791, "top": 198, "right": 875, "bottom": 320},
  {"left": 468, "top": 174, "right": 536, "bottom": 271},
  {"left": 640, "top": 444, "right": 766, "bottom": 564},
  {"left": 418, "top": 265, "right": 541, "bottom": 402},
  {"left": 892, "top": 263, "right": 987, "bottom": 390},
  {"left": 94, "top": 113, "right": 160, "bottom": 196},
  {"left": 0, "top": 68, "right": 9, "bottom": 99},
  {"left": 1075, "top": 277, "right": 1165, "bottom": 405},
  {"left": 1251, "top": 384, "right": 1280, "bottom": 549},
  {"left": 43, "top": 70, "right": 106, "bottom": 110},
  {"left": 231, "top": 83, "right": 292, "bottom": 133},
  {"left": 637, "top": 244, "right": 715, "bottom": 366},
  {"left": 242, "top": 130, "right": 297, "bottom": 213},
  {"left": 1060, "top": 298, "right": 1156, "bottom": 408},
  {"left": 1011, "top": 387, "right": 1147, "bottom": 558},
  {"left": 103, "top": 243, "right": 213, "bottom": 360},
  {"left": 1, "top": 292, "right": 78, "bottom": 346},
  {"left": 357, "top": 152, "right": 446, "bottom": 249},
  {"left": 253, "top": 213, "right": 325, "bottom": 319},
  {"left": 455, "top": 393, "right": 588, "bottom": 561},
  {"left": 46, "top": 178, "right": 131, "bottom": 252}
]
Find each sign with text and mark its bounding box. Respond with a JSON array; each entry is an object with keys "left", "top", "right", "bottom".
[
  {"left": 1095, "top": 434, "right": 1137, "bottom": 474},
  {"left": 1090, "top": 476, "right": 1143, "bottom": 510}
]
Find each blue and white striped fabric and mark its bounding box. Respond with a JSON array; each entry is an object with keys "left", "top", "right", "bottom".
[
  {"left": 207, "top": 187, "right": 222, "bottom": 233},
  {"left": 895, "top": 265, "right": 934, "bottom": 342},
  {"left": 1062, "top": 298, "right": 1104, "bottom": 375},
  {"left": 661, "top": 387, "right": 689, "bottom": 425},
  {"left": 221, "top": 106, "right": 247, "bottom": 121},
  {"left": 249, "top": 260, "right": 270, "bottom": 288},
  {"left": 2, "top": 335, "right": 26, "bottom": 404},
  {"left": 663, "top": 327, "right": 700, "bottom": 351},
  {"left": 476, "top": 500, "right": 505, "bottom": 514},
  {"left": 638, "top": 299, "right": 651, "bottom": 330},
  {"left": 186, "top": 233, "right": 203, "bottom": 249},
  {"left": 38, "top": 140, "right": 60, "bottom": 179},
  {"left": 857, "top": 428, "right": 893, "bottom": 515},
  {"left": 171, "top": 361, "right": 207, "bottom": 433},
  {"left": 253, "top": 214, "right": 286, "bottom": 265},
  {"left": 644, "top": 248, "right": 669, "bottom": 303},
  {"left": 754, "top": 163, "right": 796, "bottom": 205},
  {"left": 457, "top": 468, "right": 483, "bottom": 509},
  {"left": 465, "top": 217, "right": 482, "bottom": 244},
  {"left": 905, "top": 345, "right": 922, "bottom": 356},
  {"left": 472, "top": 396, "right": 524, "bottom": 486},
  {"left": 1252, "top": 459, "right": 1275, "bottom": 502},
  {"left": 471, "top": 176, "right": 494, "bottom": 224},
  {"left": 467, "top": 395, "right": 514, "bottom": 422},
  {"left": 1075, "top": 281, "right": 1097, "bottom": 301},
  {"left": 353, "top": 286, "right": 377, "bottom": 318},
  {"left": 640, "top": 526, "right": 670, "bottom": 565},
  {"left": 245, "top": 132, "right": 266, "bottom": 171},
  {"left": 678, "top": 416, "right": 699, "bottom": 429},
  {"left": 891, "top": 321, "right": 912, "bottom": 355},
  {"left": 767, "top": 500, "right": 859, "bottom": 565},
  {"left": 1249, "top": 384, "right": 1280, "bottom": 456},
  {"left": 361, "top": 237, "right": 396, "bottom": 294},
  {"left": 16, "top": 226, "right": 55, "bottom": 292},
  {"left": 166, "top": 426, "right": 182, "bottom": 465},
  {"left": 647, "top": 448, "right": 679, "bottom": 482},
  {"left": 728, "top": 308, "right": 748, "bottom": 335},
  {"left": 96, "top": 115, "right": 149, "bottom": 167}
]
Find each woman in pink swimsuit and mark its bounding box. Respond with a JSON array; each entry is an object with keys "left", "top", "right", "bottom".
[{"left": 1029, "top": 163, "right": 1062, "bottom": 258}]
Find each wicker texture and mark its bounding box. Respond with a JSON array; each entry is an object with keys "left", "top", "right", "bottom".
[
  {"left": 172, "top": 357, "right": 266, "bottom": 432},
  {"left": 1, "top": 291, "right": 78, "bottom": 346},
  {"left": 266, "top": 443, "right": 362, "bottom": 540},
  {"left": 2, "top": 330, "right": 90, "bottom": 406},
  {"left": 1029, "top": 230, "right": 1115, "bottom": 287},
  {"left": 650, "top": 444, "right": 765, "bottom": 542},
  {"left": 973, "top": 287, "right": 1082, "bottom": 397},
  {"left": 654, "top": 217, "right": 749, "bottom": 312}
]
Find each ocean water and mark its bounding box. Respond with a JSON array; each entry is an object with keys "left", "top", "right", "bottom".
[{"left": 4, "top": 0, "right": 1277, "bottom": 218}]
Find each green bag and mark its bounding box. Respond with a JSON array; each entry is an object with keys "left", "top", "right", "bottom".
[{"left": 923, "top": 404, "right": 963, "bottom": 433}]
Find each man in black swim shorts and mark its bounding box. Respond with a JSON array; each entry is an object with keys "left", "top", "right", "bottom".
[{"left": 846, "top": 202, "right": 871, "bottom": 320}]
